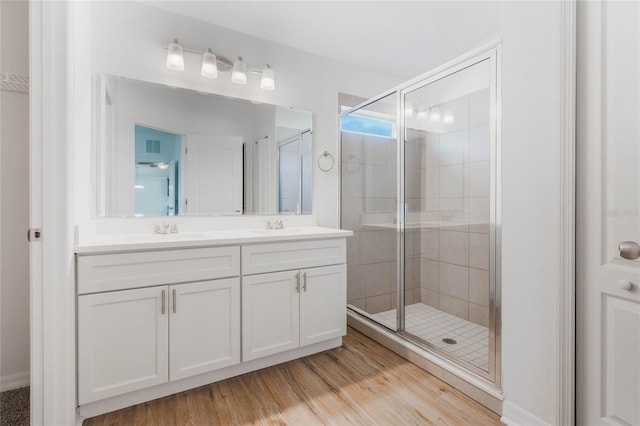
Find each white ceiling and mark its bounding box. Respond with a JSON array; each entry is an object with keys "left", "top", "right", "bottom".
[{"left": 145, "top": 1, "right": 502, "bottom": 79}]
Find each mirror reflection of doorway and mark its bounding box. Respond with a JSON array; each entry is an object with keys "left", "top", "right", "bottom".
[
  {"left": 134, "top": 125, "right": 182, "bottom": 216},
  {"left": 277, "top": 129, "right": 312, "bottom": 214}
]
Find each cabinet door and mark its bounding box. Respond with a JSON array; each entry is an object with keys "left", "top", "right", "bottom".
[
  {"left": 169, "top": 278, "right": 240, "bottom": 381},
  {"left": 242, "top": 271, "right": 300, "bottom": 361},
  {"left": 300, "top": 264, "right": 347, "bottom": 347},
  {"left": 78, "top": 286, "right": 169, "bottom": 404}
]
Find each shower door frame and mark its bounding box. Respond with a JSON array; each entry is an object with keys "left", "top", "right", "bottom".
[{"left": 341, "top": 44, "right": 501, "bottom": 386}]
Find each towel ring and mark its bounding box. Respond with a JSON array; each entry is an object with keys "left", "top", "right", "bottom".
[{"left": 318, "top": 151, "right": 335, "bottom": 172}]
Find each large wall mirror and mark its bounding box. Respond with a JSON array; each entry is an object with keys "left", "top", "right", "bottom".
[{"left": 93, "top": 74, "right": 313, "bottom": 217}]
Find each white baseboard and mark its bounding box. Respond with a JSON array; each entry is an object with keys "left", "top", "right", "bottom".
[
  {"left": 1, "top": 371, "right": 30, "bottom": 392},
  {"left": 501, "top": 400, "right": 551, "bottom": 426}
]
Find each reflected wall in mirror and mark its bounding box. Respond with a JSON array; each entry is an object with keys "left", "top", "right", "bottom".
[{"left": 94, "top": 74, "right": 312, "bottom": 216}]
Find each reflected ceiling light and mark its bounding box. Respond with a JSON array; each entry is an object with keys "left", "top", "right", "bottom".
[
  {"left": 231, "top": 56, "right": 247, "bottom": 85},
  {"left": 405, "top": 102, "right": 414, "bottom": 117},
  {"left": 417, "top": 108, "right": 428, "bottom": 119},
  {"left": 201, "top": 48, "right": 218, "bottom": 78},
  {"left": 166, "top": 39, "right": 185, "bottom": 71},
  {"left": 429, "top": 106, "right": 441, "bottom": 122},
  {"left": 157, "top": 162, "right": 170, "bottom": 170},
  {"left": 260, "top": 65, "right": 275, "bottom": 90},
  {"left": 442, "top": 111, "right": 454, "bottom": 125}
]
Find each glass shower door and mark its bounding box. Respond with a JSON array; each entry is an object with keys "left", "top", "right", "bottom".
[
  {"left": 341, "top": 92, "right": 399, "bottom": 329},
  {"left": 401, "top": 58, "right": 496, "bottom": 377}
]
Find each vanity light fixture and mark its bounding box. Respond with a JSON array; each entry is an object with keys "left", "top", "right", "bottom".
[
  {"left": 165, "top": 40, "right": 276, "bottom": 90},
  {"left": 260, "top": 65, "right": 275, "bottom": 90},
  {"left": 201, "top": 48, "right": 218, "bottom": 78},
  {"left": 166, "top": 39, "right": 185, "bottom": 71},
  {"left": 231, "top": 56, "right": 247, "bottom": 85}
]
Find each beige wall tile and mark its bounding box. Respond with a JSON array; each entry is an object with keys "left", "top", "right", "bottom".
[
  {"left": 439, "top": 263, "right": 469, "bottom": 300},
  {"left": 439, "top": 230, "right": 469, "bottom": 266},
  {"left": 347, "top": 264, "right": 365, "bottom": 302},
  {"left": 439, "top": 294, "right": 468, "bottom": 320},
  {"left": 346, "top": 231, "right": 364, "bottom": 265},
  {"left": 468, "top": 303, "right": 489, "bottom": 327},
  {"left": 420, "top": 288, "right": 439, "bottom": 308},
  {"left": 365, "top": 294, "right": 391, "bottom": 314},
  {"left": 468, "top": 232, "right": 489, "bottom": 270},
  {"left": 467, "top": 124, "right": 490, "bottom": 163},
  {"left": 468, "top": 267, "right": 489, "bottom": 307},
  {"left": 420, "top": 228, "right": 439, "bottom": 260},
  {"left": 365, "top": 262, "right": 392, "bottom": 297},
  {"left": 420, "top": 258, "right": 439, "bottom": 290},
  {"left": 364, "top": 230, "right": 394, "bottom": 264}
]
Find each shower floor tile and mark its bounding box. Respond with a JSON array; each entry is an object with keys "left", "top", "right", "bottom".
[{"left": 371, "top": 302, "right": 489, "bottom": 371}]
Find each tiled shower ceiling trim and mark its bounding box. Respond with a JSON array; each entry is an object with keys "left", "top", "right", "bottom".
[{"left": 0, "top": 72, "right": 29, "bottom": 94}]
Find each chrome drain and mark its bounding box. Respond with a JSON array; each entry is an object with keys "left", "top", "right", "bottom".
[{"left": 442, "top": 338, "right": 457, "bottom": 345}]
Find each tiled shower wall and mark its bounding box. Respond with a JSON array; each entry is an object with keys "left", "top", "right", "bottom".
[
  {"left": 413, "top": 88, "right": 491, "bottom": 327},
  {"left": 343, "top": 88, "right": 491, "bottom": 327},
  {"left": 342, "top": 131, "right": 402, "bottom": 314}
]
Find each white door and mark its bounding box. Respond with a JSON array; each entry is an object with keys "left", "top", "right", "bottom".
[
  {"left": 77, "top": 286, "right": 169, "bottom": 404},
  {"left": 300, "top": 265, "right": 347, "bottom": 346},
  {"left": 185, "top": 135, "right": 243, "bottom": 214},
  {"left": 242, "top": 271, "right": 300, "bottom": 361},
  {"left": 577, "top": 2, "right": 640, "bottom": 425},
  {"left": 169, "top": 278, "right": 241, "bottom": 381}
]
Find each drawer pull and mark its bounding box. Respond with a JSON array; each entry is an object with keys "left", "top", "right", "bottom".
[
  {"left": 303, "top": 272, "right": 307, "bottom": 292},
  {"left": 161, "top": 290, "right": 166, "bottom": 315},
  {"left": 295, "top": 273, "right": 300, "bottom": 293},
  {"left": 173, "top": 289, "right": 177, "bottom": 313}
]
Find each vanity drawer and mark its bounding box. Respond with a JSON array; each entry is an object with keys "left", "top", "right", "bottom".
[
  {"left": 241, "top": 239, "right": 346, "bottom": 275},
  {"left": 77, "top": 246, "right": 240, "bottom": 294}
]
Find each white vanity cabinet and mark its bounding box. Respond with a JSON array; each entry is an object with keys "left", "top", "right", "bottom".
[
  {"left": 78, "top": 286, "right": 169, "bottom": 404},
  {"left": 75, "top": 233, "right": 349, "bottom": 415},
  {"left": 241, "top": 239, "right": 347, "bottom": 362},
  {"left": 169, "top": 278, "right": 240, "bottom": 381},
  {"left": 77, "top": 247, "right": 241, "bottom": 405}
]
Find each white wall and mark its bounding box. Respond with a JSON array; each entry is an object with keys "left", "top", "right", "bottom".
[
  {"left": 0, "top": 0, "right": 30, "bottom": 391},
  {"left": 85, "top": 1, "right": 404, "bottom": 227},
  {"left": 501, "top": 2, "right": 567, "bottom": 424}
]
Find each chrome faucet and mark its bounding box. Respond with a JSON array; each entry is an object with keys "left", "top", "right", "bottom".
[
  {"left": 275, "top": 220, "right": 284, "bottom": 230},
  {"left": 153, "top": 222, "right": 178, "bottom": 234},
  {"left": 264, "top": 220, "right": 274, "bottom": 230}
]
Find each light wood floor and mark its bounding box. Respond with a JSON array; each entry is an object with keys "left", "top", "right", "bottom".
[{"left": 84, "top": 327, "right": 501, "bottom": 425}]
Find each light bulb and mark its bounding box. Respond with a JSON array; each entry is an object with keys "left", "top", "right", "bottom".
[
  {"left": 260, "top": 64, "right": 275, "bottom": 90},
  {"left": 429, "top": 106, "right": 441, "bottom": 122},
  {"left": 231, "top": 56, "right": 247, "bottom": 85},
  {"left": 201, "top": 48, "right": 218, "bottom": 78},
  {"left": 166, "top": 39, "right": 184, "bottom": 71}
]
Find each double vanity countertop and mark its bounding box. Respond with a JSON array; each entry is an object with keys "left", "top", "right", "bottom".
[{"left": 75, "top": 226, "right": 353, "bottom": 254}]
